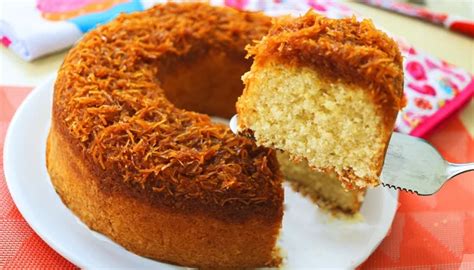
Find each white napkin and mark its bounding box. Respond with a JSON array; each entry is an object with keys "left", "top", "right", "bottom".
[{"left": 0, "top": 0, "right": 161, "bottom": 61}]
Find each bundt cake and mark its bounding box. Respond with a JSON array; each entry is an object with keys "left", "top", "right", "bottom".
[
  {"left": 236, "top": 12, "right": 405, "bottom": 190},
  {"left": 47, "top": 3, "right": 284, "bottom": 268},
  {"left": 47, "top": 3, "right": 380, "bottom": 267}
]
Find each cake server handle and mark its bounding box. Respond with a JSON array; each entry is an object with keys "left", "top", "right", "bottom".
[{"left": 446, "top": 162, "right": 474, "bottom": 180}]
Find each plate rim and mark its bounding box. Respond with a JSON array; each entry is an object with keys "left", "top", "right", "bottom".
[{"left": 3, "top": 75, "right": 90, "bottom": 268}]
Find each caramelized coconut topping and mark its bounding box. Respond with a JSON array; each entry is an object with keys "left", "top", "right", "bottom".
[
  {"left": 247, "top": 12, "right": 405, "bottom": 122},
  {"left": 53, "top": 3, "right": 282, "bottom": 218}
]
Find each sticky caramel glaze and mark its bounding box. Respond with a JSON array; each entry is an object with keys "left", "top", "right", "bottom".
[
  {"left": 247, "top": 12, "right": 405, "bottom": 128},
  {"left": 49, "top": 2, "right": 282, "bottom": 268}
]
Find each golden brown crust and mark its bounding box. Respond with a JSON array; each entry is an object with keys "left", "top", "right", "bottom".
[
  {"left": 52, "top": 3, "right": 284, "bottom": 222},
  {"left": 246, "top": 11, "right": 405, "bottom": 128},
  {"left": 47, "top": 124, "right": 281, "bottom": 268}
]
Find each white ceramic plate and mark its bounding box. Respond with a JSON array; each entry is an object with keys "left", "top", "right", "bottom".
[{"left": 4, "top": 76, "right": 399, "bottom": 269}]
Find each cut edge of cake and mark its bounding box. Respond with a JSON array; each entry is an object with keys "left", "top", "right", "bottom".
[
  {"left": 277, "top": 152, "right": 365, "bottom": 217},
  {"left": 238, "top": 62, "right": 388, "bottom": 189}
]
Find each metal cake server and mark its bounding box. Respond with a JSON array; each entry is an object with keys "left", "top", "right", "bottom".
[{"left": 229, "top": 115, "right": 474, "bottom": 195}]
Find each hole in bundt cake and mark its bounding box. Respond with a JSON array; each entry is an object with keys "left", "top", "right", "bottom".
[{"left": 159, "top": 50, "right": 251, "bottom": 119}]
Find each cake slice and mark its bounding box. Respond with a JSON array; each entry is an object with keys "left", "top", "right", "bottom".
[{"left": 236, "top": 12, "right": 404, "bottom": 189}]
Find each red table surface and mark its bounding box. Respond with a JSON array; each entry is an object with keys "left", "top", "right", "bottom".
[{"left": 1, "top": 86, "right": 473, "bottom": 269}]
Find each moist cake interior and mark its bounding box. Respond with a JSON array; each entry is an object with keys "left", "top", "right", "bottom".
[{"left": 239, "top": 61, "right": 384, "bottom": 187}]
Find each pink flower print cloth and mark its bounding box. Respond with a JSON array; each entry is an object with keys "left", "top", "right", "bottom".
[{"left": 394, "top": 38, "right": 474, "bottom": 136}]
